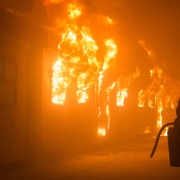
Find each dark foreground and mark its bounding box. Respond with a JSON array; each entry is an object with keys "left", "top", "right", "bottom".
[{"left": 0, "top": 134, "right": 180, "bottom": 180}]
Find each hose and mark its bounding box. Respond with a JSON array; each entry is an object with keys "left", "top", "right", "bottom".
[{"left": 150, "top": 122, "right": 174, "bottom": 158}]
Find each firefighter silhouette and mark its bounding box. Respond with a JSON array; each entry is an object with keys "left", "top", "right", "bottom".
[
  {"left": 174, "top": 98, "right": 180, "bottom": 128},
  {"left": 168, "top": 98, "right": 180, "bottom": 167}
]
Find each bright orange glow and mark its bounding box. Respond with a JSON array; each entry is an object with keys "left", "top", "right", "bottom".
[
  {"left": 103, "top": 39, "right": 117, "bottom": 71},
  {"left": 43, "top": 0, "right": 64, "bottom": 6},
  {"left": 49, "top": 1, "right": 121, "bottom": 136},
  {"left": 98, "top": 128, "right": 106, "bottom": 137},
  {"left": 156, "top": 97, "right": 163, "bottom": 129},
  {"left": 163, "top": 127, "right": 168, "bottom": 136},
  {"left": 52, "top": 58, "right": 69, "bottom": 105},
  {"left": 117, "top": 88, "right": 128, "bottom": 106},
  {"left": 97, "top": 39, "right": 117, "bottom": 134},
  {"left": 48, "top": 1, "right": 180, "bottom": 137},
  {"left": 52, "top": 25, "right": 99, "bottom": 104},
  {"left": 117, "top": 68, "right": 140, "bottom": 106},
  {"left": 67, "top": 3, "right": 82, "bottom": 19},
  {"left": 138, "top": 90, "right": 145, "bottom": 108},
  {"left": 138, "top": 42, "right": 165, "bottom": 131},
  {"left": 144, "top": 126, "right": 151, "bottom": 134},
  {"left": 138, "top": 41, "right": 180, "bottom": 133},
  {"left": 52, "top": 2, "right": 114, "bottom": 109},
  {"left": 97, "top": 15, "right": 116, "bottom": 25},
  {"left": 103, "top": 16, "right": 114, "bottom": 25},
  {"left": 105, "top": 82, "right": 116, "bottom": 130}
]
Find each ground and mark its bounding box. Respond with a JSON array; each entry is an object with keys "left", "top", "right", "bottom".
[{"left": 0, "top": 133, "right": 180, "bottom": 180}]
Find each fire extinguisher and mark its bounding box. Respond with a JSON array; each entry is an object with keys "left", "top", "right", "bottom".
[{"left": 150, "top": 99, "right": 180, "bottom": 167}]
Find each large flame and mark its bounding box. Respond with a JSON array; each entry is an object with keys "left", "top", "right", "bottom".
[
  {"left": 49, "top": 1, "right": 120, "bottom": 136},
  {"left": 46, "top": 0, "right": 180, "bottom": 137},
  {"left": 138, "top": 41, "right": 180, "bottom": 134},
  {"left": 52, "top": 23, "right": 99, "bottom": 105},
  {"left": 67, "top": 3, "right": 82, "bottom": 19},
  {"left": 117, "top": 68, "right": 140, "bottom": 106}
]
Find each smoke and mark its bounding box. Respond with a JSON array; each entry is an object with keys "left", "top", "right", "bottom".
[
  {"left": 44, "top": 0, "right": 65, "bottom": 6},
  {"left": 0, "top": 0, "right": 36, "bottom": 13}
]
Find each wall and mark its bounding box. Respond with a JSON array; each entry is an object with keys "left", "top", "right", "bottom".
[
  {"left": 0, "top": 36, "right": 28, "bottom": 165},
  {"left": 0, "top": 9, "right": 47, "bottom": 167}
]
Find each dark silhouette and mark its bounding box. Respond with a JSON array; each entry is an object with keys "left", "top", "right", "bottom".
[
  {"left": 168, "top": 98, "right": 180, "bottom": 167},
  {"left": 151, "top": 98, "right": 180, "bottom": 167}
]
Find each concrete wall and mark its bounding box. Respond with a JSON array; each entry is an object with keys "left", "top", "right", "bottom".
[
  {"left": 0, "top": 36, "right": 28, "bottom": 165},
  {"left": 0, "top": 10, "right": 47, "bottom": 167}
]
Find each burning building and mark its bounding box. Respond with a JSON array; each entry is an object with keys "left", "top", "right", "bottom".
[{"left": 0, "top": 0, "right": 180, "bottom": 170}]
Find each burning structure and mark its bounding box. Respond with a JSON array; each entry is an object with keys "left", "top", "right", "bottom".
[
  {"left": 0, "top": 0, "right": 180, "bottom": 169},
  {"left": 45, "top": 0, "right": 180, "bottom": 135}
]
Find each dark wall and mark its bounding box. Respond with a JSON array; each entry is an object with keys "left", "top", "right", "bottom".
[
  {"left": 0, "top": 10, "right": 47, "bottom": 167},
  {"left": 0, "top": 35, "right": 28, "bottom": 165},
  {"left": 25, "top": 23, "right": 48, "bottom": 165}
]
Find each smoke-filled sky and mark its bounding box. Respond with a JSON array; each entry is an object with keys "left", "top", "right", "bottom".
[
  {"left": 93, "top": 0, "right": 180, "bottom": 60},
  {"left": 1, "top": 0, "right": 180, "bottom": 79},
  {"left": 94, "top": 0, "right": 180, "bottom": 72}
]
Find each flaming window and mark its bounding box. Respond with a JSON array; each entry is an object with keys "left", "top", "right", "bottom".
[{"left": 45, "top": 0, "right": 180, "bottom": 137}]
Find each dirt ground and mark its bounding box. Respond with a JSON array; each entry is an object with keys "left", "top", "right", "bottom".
[{"left": 0, "top": 134, "right": 180, "bottom": 180}]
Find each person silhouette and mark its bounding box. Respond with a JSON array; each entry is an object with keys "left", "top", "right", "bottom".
[
  {"left": 174, "top": 98, "right": 180, "bottom": 129},
  {"left": 168, "top": 98, "right": 180, "bottom": 167}
]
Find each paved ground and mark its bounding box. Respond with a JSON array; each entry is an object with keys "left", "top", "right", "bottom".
[{"left": 0, "top": 134, "right": 180, "bottom": 180}]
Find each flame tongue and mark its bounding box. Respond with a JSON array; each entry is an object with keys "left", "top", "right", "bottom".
[
  {"left": 52, "top": 23, "right": 99, "bottom": 104},
  {"left": 50, "top": 1, "right": 120, "bottom": 137},
  {"left": 49, "top": 1, "right": 179, "bottom": 137}
]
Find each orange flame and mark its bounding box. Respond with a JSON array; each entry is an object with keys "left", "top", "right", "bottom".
[
  {"left": 98, "top": 128, "right": 106, "bottom": 137},
  {"left": 96, "top": 15, "right": 116, "bottom": 26},
  {"left": 52, "top": 22, "right": 99, "bottom": 104},
  {"left": 44, "top": 0, "right": 64, "bottom": 6},
  {"left": 103, "top": 39, "right": 117, "bottom": 71},
  {"left": 117, "top": 68, "right": 140, "bottom": 106},
  {"left": 49, "top": 1, "right": 122, "bottom": 136},
  {"left": 49, "top": 1, "right": 180, "bottom": 137},
  {"left": 52, "top": 58, "right": 71, "bottom": 105},
  {"left": 163, "top": 127, "right": 168, "bottom": 136},
  {"left": 138, "top": 40, "right": 180, "bottom": 133},
  {"left": 117, "top": 88, "right": 128, "bottom": 106},
  {"left": 67, "top": 3, "right": 82, "bottom": 19},
  {"left": 97, "top": 39, "right": 117, "bottom": 133}
]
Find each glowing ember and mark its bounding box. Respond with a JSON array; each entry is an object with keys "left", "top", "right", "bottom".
[
  {"left": 52, "top": 58, "right": 69, "bottom": 105},
  {"left": 67, "top": 3, "right": 82, "bottom": 19},
  {"left": 138, "top": 41, "right": 180, "bottom": 132},
  {"left": 144, "top": 126, "right": 151, "bottom": 134},
  {"left": 156, "top": 96, "right": 163, "bottom": 129},
  {"left": 98, "top": 128, "right": 106, "bottom": 137},
  {"left": 97, "top": 38, "right": 118, "bottom": 133},
  {"left": 117, "top": 88, "right": 128, "bottom": 106},
  {"left": 163, "top": 127, "right": 168, "bottom": 137},
  {"left": 117, "top": 68, "right": 140, "bottom": 106},
  {"left": 103, "top": 39, "right": 117, "bottom": 70},
  {"left": 44, "top": 0, "right": 64, "bottom": 6}
]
